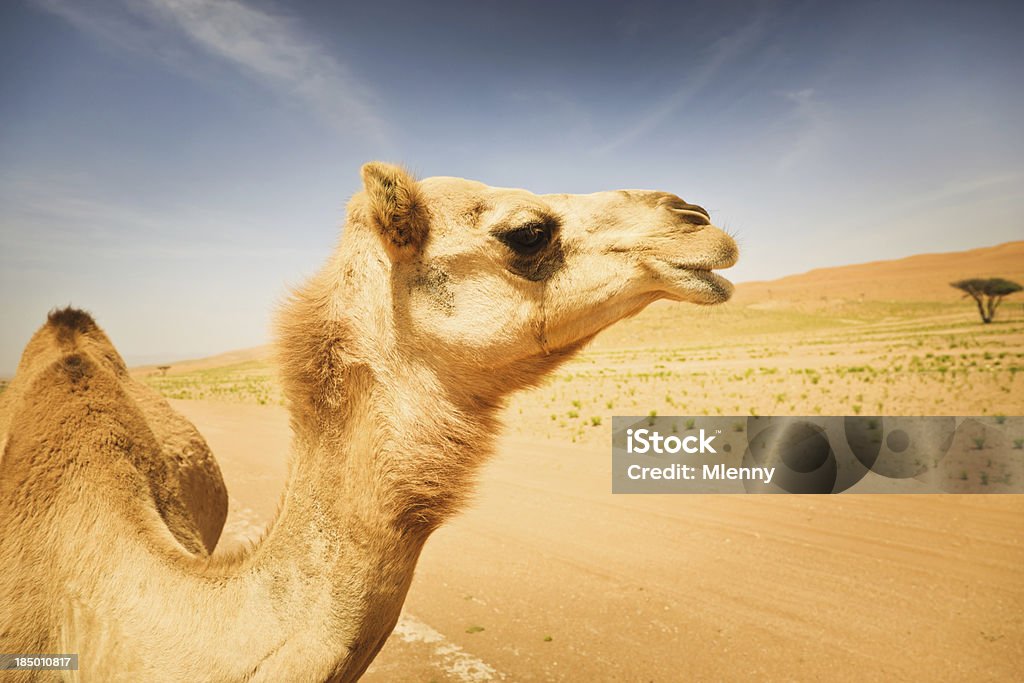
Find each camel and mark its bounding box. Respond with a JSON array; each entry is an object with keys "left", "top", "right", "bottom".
[
  {"left": 0, "top": 162, "right": 737, "bottom": 681},
  {"left": 0, "top": 307, "right": 228, "bottom": 556}
]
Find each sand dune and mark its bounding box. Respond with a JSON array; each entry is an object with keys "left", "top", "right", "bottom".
[
  {"left": 131, "top": 345, "right": 273, "bottom": 377},
  {"left": 733, "top": 240, "right": 1024, "bottom": 305}
]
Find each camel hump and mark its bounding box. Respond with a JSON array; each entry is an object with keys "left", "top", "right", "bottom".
[{"left": 56, "top": 351, "right": 95, "bottom": 383}]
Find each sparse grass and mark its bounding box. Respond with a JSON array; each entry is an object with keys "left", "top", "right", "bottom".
[
  {"left": 133, "top": 299, "right": 1024, "bottom": 450},
  {"left": 137, "top": 360, "right": 281, "bottom": 405}
]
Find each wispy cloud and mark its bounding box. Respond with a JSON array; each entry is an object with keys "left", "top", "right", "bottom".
[
  {"left": 882, "top": 171, "right": 1024, "bottom": 218},
  {"left": 31, "top": 0, "right": 388, "bottom": 144},
  {"left": 596, "top": 8, "right": 770, "bottom": 155},
  {"left": 774, "top": 87, "right": 832, "bottom": 172},
  {"left": 0, "top": 171, "right": 317, "bottom": 263}
]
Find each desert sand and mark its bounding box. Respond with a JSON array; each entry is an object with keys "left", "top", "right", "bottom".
[
  {"left": 177, "top": 400, "right": 1022, "bottom": 682},
  {"left": 123, "top": 242, "right": 1023, "bottom": 681}
]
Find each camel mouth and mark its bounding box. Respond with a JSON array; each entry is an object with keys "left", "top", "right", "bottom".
[
  {"left": 693, "top": 267, "right": 733, "bottom": 287},
  {"left": 653, "top": 260, "right": 735, "bottom": 304}
]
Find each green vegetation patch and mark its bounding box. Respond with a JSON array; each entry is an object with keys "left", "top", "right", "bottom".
[{"left": 139, "top": 360, "right": 281, "bottom": 405}]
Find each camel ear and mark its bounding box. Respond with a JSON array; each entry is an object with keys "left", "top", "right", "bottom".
[{"left": 360, "top": 162, "right": 429, "bottom": 257}]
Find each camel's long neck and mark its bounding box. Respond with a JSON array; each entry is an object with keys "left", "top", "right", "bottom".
[
  {"left": 235, "top": 262, "right": 501, "bottom": 679},
  {"left": 244, "top": 404, "right": 433, "bottom": 679}
]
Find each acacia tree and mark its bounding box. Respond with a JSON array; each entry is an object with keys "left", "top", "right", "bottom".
[{"left": 951, "top": 278, "right": 1022, "bottom": 323}]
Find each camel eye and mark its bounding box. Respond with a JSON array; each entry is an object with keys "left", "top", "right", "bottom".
[{"left": 500, "top": 223, "right": 550, "bottom": 255}]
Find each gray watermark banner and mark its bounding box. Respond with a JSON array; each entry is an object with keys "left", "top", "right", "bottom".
[{"left": 612, "top": 416, "right": 1024, "bottom": 493}]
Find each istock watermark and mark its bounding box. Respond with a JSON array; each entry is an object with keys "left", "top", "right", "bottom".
[
  {"left": 612, "top": 416, "right": 1024, "bottom": 494},
  {"left": 625, "top": 427, "right": 718, "bottom": 454}
]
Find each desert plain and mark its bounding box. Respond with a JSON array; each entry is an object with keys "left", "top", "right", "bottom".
[{"left": 14, "top": 241, "right": 1019, "bottom": 681}]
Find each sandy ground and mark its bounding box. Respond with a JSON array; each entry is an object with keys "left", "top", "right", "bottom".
[{"left": 173, "top": 399, "right": 1024, "bottom": 682}]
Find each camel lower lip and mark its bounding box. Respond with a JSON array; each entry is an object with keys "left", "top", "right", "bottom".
[
  {"left": 685, "top": 268, "right": 733, "bottom": 289},
  {"left": 657, "top": 263, "right": 734, "bottom": 303}
]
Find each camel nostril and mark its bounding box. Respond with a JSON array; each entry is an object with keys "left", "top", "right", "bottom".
[
  {"left": 668, "top": 207, "right": 710, "bottom": 226},
  {"left": 660, "top": 198, "right": 711, "bottom": 225},
  {"left": 685, "top": 203, "right": 710, "bottom": 219}
]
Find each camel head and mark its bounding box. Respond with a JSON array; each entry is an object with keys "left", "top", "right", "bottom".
[
  {"left": 299, "top": 162, "right": 738, "bottom": 403},
  {"left": 348, "top": 162, "right": 738, "bottom": 391}
]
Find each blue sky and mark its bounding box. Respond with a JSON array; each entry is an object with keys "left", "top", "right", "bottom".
[{"left": 1, "top": 0, "right": 1022, "bottom": 373}]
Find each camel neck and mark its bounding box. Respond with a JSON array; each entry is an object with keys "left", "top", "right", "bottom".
[
  {"left": 233, "top": 357, "right": 498, "bottom": 679},
  {"left": 245, "top": 261, "right": 504, "bottom": 677}
]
